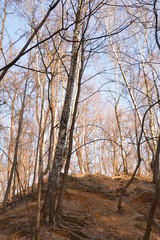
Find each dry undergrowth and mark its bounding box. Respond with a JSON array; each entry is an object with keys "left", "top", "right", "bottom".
[{"left": 0, "top": 174, "right": 160, "bottom": 240}]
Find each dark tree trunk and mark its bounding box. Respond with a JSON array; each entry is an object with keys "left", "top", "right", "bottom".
[
  {"left": 143, "top": 134, "right": 160, "bottom": 240},
  {"left": 41, "top": 0, "right": 83, "bottom": 224},
  {"left": 55, "top": 32, "right": 85, "bottom": 219}
]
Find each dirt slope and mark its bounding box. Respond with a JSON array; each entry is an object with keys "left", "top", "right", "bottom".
[{"left": 0, "top": 174, "right": 160, "bottom": 240}]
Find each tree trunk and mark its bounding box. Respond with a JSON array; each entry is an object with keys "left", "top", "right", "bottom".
[
  {"left": 55, "top": 38, "right": 85, "bottom": 219},
  {"left": 35, "top": 87, "right": 45, "bottom": 240},
  {"left": 41, "top": 0, "right": 83, "bottom": 224},
  {"left": 143, "top": 134, "right": 160, "bottom": 240},
  {"left": 3, "top": 78, "right": 28, "bottom": 210},
  {"left": 0, "top": 0, "right": 7, "bottom": 51},
  {"left": 8, "top": 88, "right": 17, "bottom": 201}
]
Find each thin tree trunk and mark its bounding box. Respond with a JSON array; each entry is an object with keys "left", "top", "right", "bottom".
[
  {"left": 0, "top": 0, "right": 7, "bottom": 50},
  {"left": 94, "top": 103, "right": 97, "bottom": 173},
  {"left": 8, "top": 88, "right": 17, "bottom": 201},
  {"left": 143, "top": 134, "right": 160, "bottom": 240},
  {"left": 48, "top": 74, "right": 56, "bottom": 174},
  {"left": 74, "top": 136, "right": 84, "bottom": 174},
  {"left": 35, "top": 87, "right": 45, "bottom": 240},
  {"left": 3, "top": 78, "right": 28, "bottom": 210},
  {"left": 115, "top": 103, "right": 127, "bottom": 173}
]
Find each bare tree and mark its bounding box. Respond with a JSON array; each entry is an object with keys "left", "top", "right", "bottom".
[{"left": 41, "top": 0, "right": 84, "bottom": 224}]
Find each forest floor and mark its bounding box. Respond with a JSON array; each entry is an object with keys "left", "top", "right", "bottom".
[{"left": 0, "top": 174, "right": 160, "bottom": 240}]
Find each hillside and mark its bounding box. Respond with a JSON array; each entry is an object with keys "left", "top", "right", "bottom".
[{"left": 0, "top": 174, "right": 160, "bottom": 240}]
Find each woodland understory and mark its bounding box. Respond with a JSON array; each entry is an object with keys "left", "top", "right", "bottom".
[{"left": 0, "top": 1, "right": 160, "bottom": 240}]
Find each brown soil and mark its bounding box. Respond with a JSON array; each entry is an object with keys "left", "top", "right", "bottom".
[{"left": 0, "top": 174, "right": 160, "bottom": 240}]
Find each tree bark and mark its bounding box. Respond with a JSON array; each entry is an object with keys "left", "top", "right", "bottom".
[
  {"left": 35, "top": 87, "right": 45, "bottom": 240},
  {"left": 41, "top": 0, "right": 83, "bottom": 224},
  {"left": 55, "top": 38, "right": 85, "bottom": 219},
  {"left": 7, "top": 88, "right": 17, "bottom": 201},
  {"left": 143, "top": 134, "right": 160, "bottom": 240}
]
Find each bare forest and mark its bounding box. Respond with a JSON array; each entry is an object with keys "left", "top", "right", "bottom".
[{"left": 0, "top": 1, "right": 160, "bottom": 240}]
